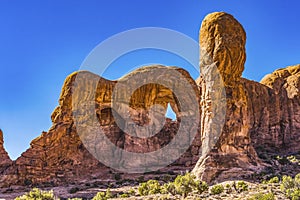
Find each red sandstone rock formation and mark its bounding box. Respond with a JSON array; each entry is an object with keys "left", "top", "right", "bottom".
[
  {"left": 0, "top": 66, "right": 201, "bottom": 187},
  {"left": 192, "top": 12, "right": 300, "bottom": 183},
  {"left": 192, "top": 12, "right": 263, "bottom": 183},
  {"left": 0, "top": 11, "right": 299, "bottom": 188},
  {"left": 0, "top": 130, "right": 12, "bottom": 170}
]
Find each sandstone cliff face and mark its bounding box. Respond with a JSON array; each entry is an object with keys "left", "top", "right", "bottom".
[{"left": 245, "top": 65, "right": 300, "bottom": 154}]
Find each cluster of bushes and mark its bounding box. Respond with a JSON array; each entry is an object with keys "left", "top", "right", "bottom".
[
  {"left": 15, "top": 188, "right": 56, "bottom": 200},
  {"left": 138, "top": 173, "right": 208, "bottom": 198},
  {"left": 15, "top": 173, "right": 300, "bottom": 200},
  {"left": 248, "top": 192, "right": 275, "bottom": 200},
  {"left": 92, "top": 189, "right": 113, "bottom": 200},
  {"left": 280, "top": 174, "right": 300, "bottom": 200}
]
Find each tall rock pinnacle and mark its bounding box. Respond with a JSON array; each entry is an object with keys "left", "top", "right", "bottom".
[{"left": 193, "top": 12, "right": 262, "bottom": 183}]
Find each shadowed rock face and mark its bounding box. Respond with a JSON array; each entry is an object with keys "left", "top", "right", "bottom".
[{"left": 246, "top": 65, "right": 300, "bottom": 153}]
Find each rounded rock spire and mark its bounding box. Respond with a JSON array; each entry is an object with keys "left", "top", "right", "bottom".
[{"left": 200, "top": 12, "right": 246, "bottom": 85}]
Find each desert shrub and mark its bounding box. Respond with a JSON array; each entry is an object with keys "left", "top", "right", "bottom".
[
  {"left": 235, "top": 181, "right": 248, "bottom": 192},
  {"left": 173, "top": 172, "right": 207, "bottom": 197},
  {"left": 138, "top": 180, "right": 161, "bottom": 196},
  {"left": 194, "top": 179, "right": 209, "bottom": 194},
  {"left": 173, "top": 173, "right": 196, "bottom": 197},
  {"left": 15, "top": 188, "right": 56, "bottom": 200},
  {"left": 119, "top": 193, "right": 129, "bottom": 198},
  {"left": 156, "top": 194, "right": 173, "bottom": 200},
  {"left": 92, "top": 189, "right": 112, "bottom": 200},
  {"left": 248, "top": 192, "right": 275, "bottom": 200},
  {"left": 225, "top": 183, "right": 232, "bottom": 193},
  {"left": 281, "top": 174, "right": 300, "bottom": 200},
  {"left": 290, "top": 189, "right": 300, "bottom": 200},
  {"left": 210, "top": 184, "right": 224, "bottom": 195},
  {"left": 138, "top": 173, "right": 207, "bottom": 197},
  {"left": 161, "top": 182, "right": 176, "bottom": 195},
  {"left": 268, "top": 176, "right": 279, "bottom": 184},
  {"left": 128, "top": 188, "right": 135, "bottom": 196},
  {"left": 118, "top": 188, "right": 135, "bottom": 198}
]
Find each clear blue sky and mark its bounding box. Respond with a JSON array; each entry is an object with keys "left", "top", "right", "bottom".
[{"left": 0, "top": 0, "right": 299, "bottom": 160}]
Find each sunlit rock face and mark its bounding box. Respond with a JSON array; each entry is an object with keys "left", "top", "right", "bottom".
[
  {"left": 193, "top": 12, "right": 262, "bottom": 183},
  {"left": 193, "top": 12, "right": 300, "bottom": 183},
  {"left": 0, "top": 66, "right": 202, "bottom": 187},
  {"left": 0, "top": 11, "right": 299, "bottom": 188}
]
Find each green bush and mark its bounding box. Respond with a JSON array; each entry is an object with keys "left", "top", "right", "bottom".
[
  {"left": 15, "top": 188, "right": 56, "bottom": 200},
  {"left": 225, "top": 183, "right": 232, "bottom": 193},
  {"left": 210, "top": 184, "right": 224, "bottom": 195},
  {"left": 290, "top": 189, "right": 300, "bottom": 200},
  {"left": 92, "top": 189, "right": 113, "bottom": 200},
  {"left": 119, "top": 193, "right": 129, "bottom": 198},
  {"left": 138, "top": 173, "right": 208, "bottom": 198},
  {"left": 173, "top": 173, "right": 197, "bottom": 197},
  {"left": 128, "top": 188, "right": 135, "bottom": 196},
  {"left": 280, "top": 174, "right": 300, "bottom": 200},
  {"left": 138, "top": 180, "right": 161, "bottom": 196},
  {"left": 268, "top": 176, "right": 279, "bottom": 184},
  {"left": 161, "top": 182, "right": 176, "bottom": 195},
  {"left": 248, "top": 192, "right": 275, "bottom": 200},
  {"left": 235, "top": 181, "right": 248, "bottom": 192},
  {"left": 194, "top": 179, "right": 209, "bottom": 194}
]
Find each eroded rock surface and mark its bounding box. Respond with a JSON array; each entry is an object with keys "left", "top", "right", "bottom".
[
  {"left": 192, "top": 12, "right": 300, "bottom": 183},
  {"left": 0, "top": 66, "right": 201, "bottom": 187},
  {"left": 193, "top": 12, "right": 262, "bottom": 183},
  {"left": 246, "top": 65, "right": 300, "bottom": 154},
  {"left": 0, "top": 11, "right": 299, "bottom": 192}
]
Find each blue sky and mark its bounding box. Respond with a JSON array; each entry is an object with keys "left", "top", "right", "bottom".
[{"left": 0, "top": 0, "right": 299, "bottom": 160}]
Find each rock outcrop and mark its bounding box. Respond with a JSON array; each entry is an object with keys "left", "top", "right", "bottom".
[
  {"left": 0, "top": 66, "right": 202, "bottom": 187},
  {"left": 0, "top": 130, "right": 12, "bottom": 171},
  {"left": 193, "top": 12, "right": 263, "bottom": 183},
  {"left": 192, "top": 12, "right": 300, "bottom": 183},
  {"left": 0, "top": 11, "right": 299, "bottom": 190},
  {"left": 245, "top": 65, "right": 300, "bottom": 154}
]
